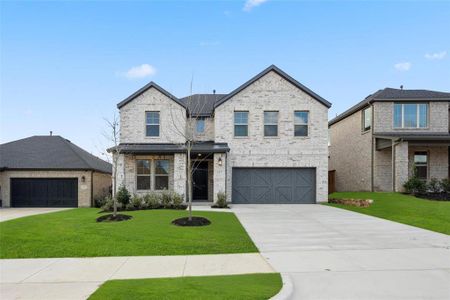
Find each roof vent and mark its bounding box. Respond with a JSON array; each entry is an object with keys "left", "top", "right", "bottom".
[
  {"left": 213, "top": 89, "right": 216, "bottom": 94},
  {"left": 400, "top": 85, "right": 403, "bottom": 90},
  {"left": 50, "top": 131, "right": 53, "bottom": 136}
]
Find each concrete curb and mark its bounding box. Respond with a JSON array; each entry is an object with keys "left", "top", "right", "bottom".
[{"left": 270, "top": 273, "right": 294, "bottom": 300}]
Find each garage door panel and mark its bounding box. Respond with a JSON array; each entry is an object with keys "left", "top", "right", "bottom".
[
  {"left": 232, "top": 168, "right": 316, "bottom": 204},
  {"left": 11, "top": 178, "right": 78, "bottom": 207}
]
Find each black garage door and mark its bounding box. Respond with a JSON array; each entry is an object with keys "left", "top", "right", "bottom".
[
  {"left": 11, "top": 178, "right": 78, "bottom": 207},
  {"left": 232, "top": 168, "right": 316, "bottom": 204}
]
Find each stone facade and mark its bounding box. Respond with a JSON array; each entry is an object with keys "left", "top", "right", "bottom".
[
  {"left": 214, "top": 71, "right": 329, "bottom": 202},
  {"left": 0, "top": 170, "right": 111, "bottom": 207},
  {"left": 329, "top": 107, "right": 372, "bottom": 191},
  {"left": 190, "top": 117, "right": 215, "bottom": 142}
]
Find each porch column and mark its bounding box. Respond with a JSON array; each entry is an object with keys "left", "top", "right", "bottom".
[
  {"left": 213, "top": 153, "right": 227, "bottom": 203},
  {"left": 113, "top": 153, "right": 126, "bottom": 195},
  {"left": 394, "top": 141, "right": 409, "bottom": 192},
  {"left": 174, "top": 153, "right": 187, "bottom": 201}
]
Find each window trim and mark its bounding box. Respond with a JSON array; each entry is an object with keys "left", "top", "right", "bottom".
[
  {"left": 393, "top": 103, "right": 429, "bottom": 129},
  {"left": 263, "top": 111, "right": 279, "bottom": 137},
  {"left": 145, "top": 111, "right": 160, "bottom": 137},
  {"left": 362, "top": 106, "right": 371, "bottom": 132},
  {"left": 294, "top": 110, "right": 309, "bottom": 137},
  {"left": 234, "top": 111, "right": 249, "bottom": 137},
  {"left": 413, "top": 151, "right": 428, "bottom": 180},
  {"left": 136, "top": 159, "right": 151, "bottom": 191}
]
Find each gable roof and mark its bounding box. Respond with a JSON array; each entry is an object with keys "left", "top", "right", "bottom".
[
  {"left": 0, "top": 136, "right": 112, "bottom": 173},
  {"left": 179, "top": 94, "right": 227, "bottom": 116},
  {"left": 329, "top": 88, "right": 450, "bottom": 126},
  {"left": 214, "top": 64, "right": 331, "bottom": 108},
  {"left": 117, "top": 81, "right": 186, "bottom": 109}
]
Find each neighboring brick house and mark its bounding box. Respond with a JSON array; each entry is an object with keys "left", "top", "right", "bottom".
[
  {"left": 111, "top": 65, "right": 331, "bottom": 204},
  {"left": 329, "top": 88, "right": 450, "bottom": 192},
  {"left": 0, "top": 135, "right": 112, "bottom": 207}
]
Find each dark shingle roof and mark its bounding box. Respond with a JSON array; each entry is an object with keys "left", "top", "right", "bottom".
[
  {"left": 329, "top": 88, "right": 450, "bottom": 126},
  {"left": 179, "top": 94, "right": 227, "bottom": 116},
  {"left": 374, "top": 132, "right": 450, "bottom": 141},
  {"left": 108, "top": 142, "right": 230, "bottom": 154},
  {"left": 0, "top": 136, "right": 112, "bottom": 173}
]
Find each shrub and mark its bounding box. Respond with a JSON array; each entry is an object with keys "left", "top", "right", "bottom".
[
  {"left": 93, "top": 188, "right": 111, "bottom": 208},
  {"left": 116, "top": 185, "right": 131, "bottom": 205},
  {"left": 143, "top": 192, "right": 161, "bottom": 209},
  {"left": 126, "top": 194, "right": 144, "bottom": 210},
  {"left": 101, "top": 196, "right": 123, "bottom": 212},
  {"left": 403, "top": 176, "right": 427, "bottom": 194},
  {"left": 440, "top": 178, "right": 450, "bottom": 193},
  {"left": 214, "top": 192, "right": 228, "bottom": 208},
  {"left": 427, "top": 178, "right": 441, "bottom": 193},
  {"left": 161, "top": 190, "right": 172, "bottom": 208},
  {"left": 172, "top": 192, "right": 184, "bottom": 208}
]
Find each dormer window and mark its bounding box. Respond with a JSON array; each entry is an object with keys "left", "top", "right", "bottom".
[
  {"left": 394, "top": 103, "right": 428, "bottom": 129},
  {"left": 196, "top": 118, "right": 205, "bottom": 133}
]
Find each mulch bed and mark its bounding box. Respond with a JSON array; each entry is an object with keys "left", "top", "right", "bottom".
[
  {"left": 415, "top": 193, "right": 450, "bottom": 201},
  {"left": 328, "top": 198, "right": 373, "bottom": 207},
  {"left": 96, "top": 214, "right": 133, "bottom": 222},
  {"left": 171, "top": 216, "right": 211, "bottom": 227}
]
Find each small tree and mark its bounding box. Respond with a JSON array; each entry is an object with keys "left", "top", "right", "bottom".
[{"left": 104, "top": 114, "right": 121, "bottom": 217}]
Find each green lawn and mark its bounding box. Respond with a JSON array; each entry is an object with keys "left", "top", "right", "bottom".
[
  {"left": 88, "top": 273, "right": 282, "bottom": 300},
  {"left": 0, "top": 208, "right": 258, "bottom": 258},
  {"left": 326, "top": 192, "right": 450, "bottom": 235}
]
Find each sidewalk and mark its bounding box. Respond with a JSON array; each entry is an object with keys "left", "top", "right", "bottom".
[{"left": 0, "top": 253, "right": 274, "bottom": 300}]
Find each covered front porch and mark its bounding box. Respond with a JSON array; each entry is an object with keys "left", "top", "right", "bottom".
[
  {"left": 113, "top": 142, "right": 229, "bottom": 203},
  {"left": 374, "top": 133, "right": 450, "bottom": 192}
]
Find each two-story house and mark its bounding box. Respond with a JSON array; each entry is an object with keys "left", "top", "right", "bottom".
[
  {"left": 111, "top": 65, "right": 331, "bottom": 204},
  {"left": 329, "top": 88, "right": 450, "bottom": 192}
]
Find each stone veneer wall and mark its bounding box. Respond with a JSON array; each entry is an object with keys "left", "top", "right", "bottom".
[
  {"left": 373, "top": 147, "right": 393, "bottom": 191},
  {"left": 214, "top": 71, "right": 329, "bottom": 202},
  {"left": 0, "top": 170, "right": 93, "bottom": 207},
  {"left": 92, "top": 172, "right": 112, "bottom": 198},
  {"left": 329, "top": 107, "right": 372, "bottom": 192},
  {"left": 408, "top": 146, "right": 448, "bottom": 180}
]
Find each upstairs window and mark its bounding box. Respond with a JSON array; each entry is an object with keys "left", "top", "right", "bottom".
[
  {"left": 196, "top": 118, "right": 205, "bottom": 133},
  {"left": 362, "top": 107, "right": 371, "bottom": 131},
  {"left": 414, "top": 152, "right": 428, "bottom": 180},
  {"left": 146, "top": 111, "right": 160, "bottom": 137},
  {"left": 264, "top": 111, "right": 278, "bottom": 137},
  {"left": 394, "top": 103, "right": 428, "bottom": 129},
  {"left": 234, "top": 111, "right": 248, "bottom": 137},
  {"left": 294, "top": 111, "right": 309, "bottom": 136}
]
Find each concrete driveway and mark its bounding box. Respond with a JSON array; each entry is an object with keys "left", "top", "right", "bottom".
[
  {"left": 232, "top": 204, "right": 450, "bottom": 300},
  {"left": 0, "top": 208, "right": 71, "bottom": 222}
]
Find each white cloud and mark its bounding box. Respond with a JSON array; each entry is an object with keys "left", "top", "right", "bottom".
[
  {"left": 425, "top": 51, "right": 447, "bottom": 60},
  {"left": 123, "top": 64, "right": 156, "bottom": 79},
  {"left": 394, "top": 62, "right": 412, "bottom": 72},
  {"left": 243, "top": 0, "right": 268, "bottom": 11}
]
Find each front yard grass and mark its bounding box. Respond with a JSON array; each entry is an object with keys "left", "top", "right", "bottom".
[
  {"left": 0, "top": 208, "right": 258, "bottom": 258},
  {"left": 88, "top": 273, "right": 282, "bottom": 300},
  {"left": 326, "top": 192, "right": 450, "bottom": 235}
]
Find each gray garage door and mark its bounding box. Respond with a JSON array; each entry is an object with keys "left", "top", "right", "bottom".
[
  {"left": 232, "top": 168, "right": 316, "bottom": 204},
  {"left": 11, "top": 178, "right": 78, "bottom": 207}
]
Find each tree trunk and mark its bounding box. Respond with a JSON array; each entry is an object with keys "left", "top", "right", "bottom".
[
  {"left": 187, "top": 142, "right": 192, "bottom": 221},
  {"left": 113, "top": 155, "right": 118, "bottom": 217}
]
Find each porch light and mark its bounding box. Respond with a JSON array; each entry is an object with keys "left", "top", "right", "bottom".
[
  {"left": 81, "top": 176, "right": 86, "bottom": 183},
  {"left": 218, "top": 157, "right": 223, "bottom": 166}
]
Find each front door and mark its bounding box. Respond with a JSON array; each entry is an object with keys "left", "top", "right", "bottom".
[{"left": 193, "top": 162, "right": 208, "bottom": 201}]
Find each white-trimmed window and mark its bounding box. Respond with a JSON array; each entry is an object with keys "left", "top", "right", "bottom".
[
  {"left": 294, "top": 111, "right": 309, "bottom": 136},
  {"left": 414, "top": 152, "right": 428, "bottom": 180},
  {"left": 234, "top": 111, "right": 248, "bottom": 137},
  {"left": 146, "top": 111, "right": 160, "bottom": 137},
  {"left": 394, "top": 103, "right": 428, "bottom": 129},
  {"left": 264, "top": 111, "right": 278, "bottom": 137},
  {"left": 154, "top": 160, "right": 169, "bottom": 190},
  {"left": 362, "top": 107, "right": 371, "bottom": 131},
  {"left": 136, "top": 160, "right": 151, "bottom": 190}
]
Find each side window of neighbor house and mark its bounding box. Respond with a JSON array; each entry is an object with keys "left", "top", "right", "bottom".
[
  {"left": 155, "top": 160, "right": 169, "bottom": 190},
  {"left": 136, "top": 160, "right": 151, "bottom": 190},
  {"left": 146, "top": 111, "right": 160, "bottom": 137},
  {"left": 362, "top": 107, "right": 371, "bottom": 131},
  {"left": 414, "top": 152, "right": 428, "bottom": 180},
  {"left": 196, "top": 118, "right": 205, "bottom": 133},
  {"left": 394, "top": 103, "right": 428, "bottom": 129},
  {"left": 234, "top": 111, "right": 248, "bottom": 137},
  {"left": 294, "top": 111, "right": 309, "bottom": 136},
  {"left": 264, "top": 111, "right": 278, "bottom": 137}
]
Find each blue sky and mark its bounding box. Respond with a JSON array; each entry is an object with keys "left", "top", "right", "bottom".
[{"left": 1, "top": 0, "right": 449, "bottom": 159}]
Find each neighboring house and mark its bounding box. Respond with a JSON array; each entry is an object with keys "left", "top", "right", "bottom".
[
  {"left": 329, "top": 88, "right": 450, "bottom": 192},
  {"left": 0, "top": 135, "right": 112, "bottom": 207},
  {"left": 111, "top": 65, "right": 331, "bottom": 204}
]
